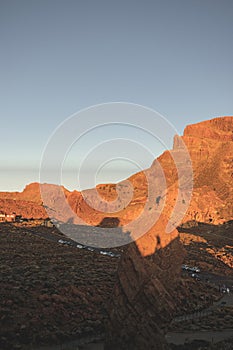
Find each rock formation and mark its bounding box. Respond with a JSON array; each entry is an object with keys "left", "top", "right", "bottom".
[
  {"left": 103, "top": 116, "right": 232, "bottom": 349},
  {"left": 177, "top": 116, "right": 233, "bottom": 224},
  {"left": 49, "top": 116, "right": 233, "bottom": 227},
  {"left": 105, "top": 214, "right": 185, "bottom": 349},
  {"left": 1, "top": 116, "right": 232, "bottom": 225},
  {"left": 0, "top": 116, "right": 232, "bottom": 348}
]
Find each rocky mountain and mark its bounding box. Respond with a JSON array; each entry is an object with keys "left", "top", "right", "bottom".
[
  {"left": 103, "top": 116, "right": 233, "bottom": 349},
  {"left": 0, "top": 183, "right": 46, "bottom": 219},
  {"left": 41, "top": 116, "right": 233, "bottom": 228},
  {"left": 177, "top": 116, "right": 233, "bottom": 224},
  {"left": 0, "top": 116, "right": 232, "bottom": 225},
  {"left": 0, "top": 183, "right": 71, "bottom": 219},
  {"left": 0, "top": 116, "right": 232, "bottom": 349}
]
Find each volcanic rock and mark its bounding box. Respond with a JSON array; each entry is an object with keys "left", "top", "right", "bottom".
[
  {"left": 62, "top": 116, "right": 233, "bottom": 227},
  {"left": 0, "top": 116, "right": 232, "bottom": 225},
  {"left": 104, "top": 214, "right": 185, "bottom": 349}
]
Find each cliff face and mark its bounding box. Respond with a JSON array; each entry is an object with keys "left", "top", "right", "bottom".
[
  {"left": 0, "top": 183, "right": 42, "bottom": 204},
  {"left": 104, "top": 117, "right": 232, "bottom": 349},
  {"left": 0, "top": 117, "right": 232, "bottom": 225},
  {"left": 0, "top": 183, "right": 46, "bottom": 218},
  {"left": 178, "top": 116, "right": 233, "bottom": 224},
  {"left": 64, "top": 116, "right": 233, "bottom": 227},
  {"left": 0, "top": 183, "right": 71, "bottom": 219}
]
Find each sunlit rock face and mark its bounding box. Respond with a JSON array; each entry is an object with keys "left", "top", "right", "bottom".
[
  {"left": 153, "top": 116, "right": 233, "bottom": 226},
  {"left": 104, "top": 214, "right": 185, "bottom": 350},
  {"left": 65, "top": 116, "right": 233, "bottom": 227},
  {"left": 104, "top": 117, "right": 232, "bottom": 349},
  {"left": 178, "top": 116, "right": 233, "bottom": 224},
  {"left": 0, "top": 117, "right": 232, "bottom": 226}
]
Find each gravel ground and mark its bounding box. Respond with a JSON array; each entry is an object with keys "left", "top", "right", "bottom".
[
  {"left": 0, "top": 223, "right": 119, "bottom": 350},
  {"left": 1, "top": 221, "right": 233, "bottom": 350}
]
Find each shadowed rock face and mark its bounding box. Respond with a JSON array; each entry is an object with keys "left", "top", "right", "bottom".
[{"left": 105, "top": 215, "right": 185, "bottom": 350}]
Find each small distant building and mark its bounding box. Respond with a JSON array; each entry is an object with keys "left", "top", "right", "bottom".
[
  {"left": 0, "top": 212, "right": 16, "bottom": 222},
  {"left": 0, "top": 212, "right": 6, "bottom": 222},
  {"left": 6, "top": 214, "right": 16, "bottom": 222}
]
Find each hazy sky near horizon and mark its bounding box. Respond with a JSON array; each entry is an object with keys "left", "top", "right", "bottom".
[{"left": 1, "top": 0, "right": 233, "bottom": 191}]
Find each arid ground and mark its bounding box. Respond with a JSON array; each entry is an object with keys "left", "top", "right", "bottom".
[{"left": 0, "top": 221, "right": 232, "bottom": 349}]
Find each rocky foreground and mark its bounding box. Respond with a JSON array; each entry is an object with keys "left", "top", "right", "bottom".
[
  {"left": 0, "top": 223, "right": 119, "bottom": 350},
  {"left": 0, "top": 221, "right": 233, "bottom": 350}
]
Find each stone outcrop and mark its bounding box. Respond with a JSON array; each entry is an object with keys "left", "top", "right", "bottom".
[
  {"left": 0, "top": 183, "right": 70, "bottom": 220},
  {"left": 0, "top": 116, "right": 232, "bottom": 225},
  {"left": 63, "top": 116, "right": 233, "bottom": 227},
  {"left": 105, "top": 215, "right": 185, "bottom": 349},
  {"left": 0, "top": 183, "right": 46, "bottom": 219},
  {"left": 103, "top": 116, "right": 233, "bottom": 349},
  {"left": 179, "top": 116, "right": 233, "bottom": 224}
]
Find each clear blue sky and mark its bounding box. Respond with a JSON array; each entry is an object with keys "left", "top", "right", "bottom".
[{"left": 0, "top": 0, "right": 233, "bottom": 191}]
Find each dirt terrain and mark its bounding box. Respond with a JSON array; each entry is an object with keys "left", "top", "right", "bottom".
[
  {"left": 0, "top": 223, "right": 119, "bottom": 350},
  {"left": 0, "top": 221, "right": 232, "bottom": 349}
]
